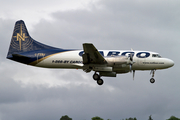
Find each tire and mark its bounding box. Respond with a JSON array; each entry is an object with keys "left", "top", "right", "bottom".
[
  {"left": 97, "top": 79, "right": 104, "bottom": 85},
  {"left": 150, "top": 78, "right": 155, "bottom": 83},
  {"left": 93, "top": 73, "right": 100, "bottom": 80}
]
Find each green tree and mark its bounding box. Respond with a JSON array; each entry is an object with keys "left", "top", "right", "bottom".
[
  {"left": 167, "top": 116, "right": 180, "bottom": 120},
  {"left": 60, "top": 115, "right": 72, "bottom": 120},
  {"left": 125, "top": 118, "right": 137, "bottom": 120},
  {"left": 91, "top": 116, "right": 104, "bottom": 120},
  {"left": 148, "top": 115, "right": 153, "bottom": 120}
]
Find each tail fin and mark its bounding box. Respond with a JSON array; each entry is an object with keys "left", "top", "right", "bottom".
[{"left": 7, "top": 20, "right": 56, "bottom": 57}]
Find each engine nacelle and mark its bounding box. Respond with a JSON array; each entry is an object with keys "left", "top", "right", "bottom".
[{"left": 105, "top": 55, "right": 129, "bottom": 67}]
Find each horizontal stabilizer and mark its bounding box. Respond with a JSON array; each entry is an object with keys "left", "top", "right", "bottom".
[{"left": 12, "top": 54, "right": 30, "bottom": 59}]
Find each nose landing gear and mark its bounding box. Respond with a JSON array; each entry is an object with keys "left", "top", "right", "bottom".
[
  {"left": 150, "top": 78, "right": 155, "bottom": 83},
  {"left": 93, "top": 72, "right": 104, "bottom": 85},
  {"left": 150, "top": 70, "right": 156, "bottom": 83}
]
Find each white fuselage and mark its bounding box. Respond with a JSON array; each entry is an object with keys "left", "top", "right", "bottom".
[{"left": 35, "top": 50, "right": 174, "bottom": 72}]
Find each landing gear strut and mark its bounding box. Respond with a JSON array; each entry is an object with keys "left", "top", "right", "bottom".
[
  {"left": 93, "top": 72, "right": 104, "bottom": 85},
  {"left": 150, "top": 70, "right": 156, "bottom": 83}
]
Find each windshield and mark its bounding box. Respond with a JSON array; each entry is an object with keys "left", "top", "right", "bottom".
[{"left": 152, "top": 54, "right": 161, "bottom": 58}]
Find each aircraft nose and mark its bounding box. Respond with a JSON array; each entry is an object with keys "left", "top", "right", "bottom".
[{"left": 165, "top": 58, "right": 174, "bottom": 68}]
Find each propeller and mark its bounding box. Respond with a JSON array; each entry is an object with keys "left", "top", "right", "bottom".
[
  {"left": 129, "top": 53, "right": 133, "bottom": 62},
  {"left": 128, "top": 53, "right": 134, "bottom": 71},
  {"left": 128, "top": 52, "right": 135, "bottom": 80}
]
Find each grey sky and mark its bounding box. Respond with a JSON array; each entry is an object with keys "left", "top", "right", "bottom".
[{"left": 0, "top": 0, "right": 180, "bottom": 120}]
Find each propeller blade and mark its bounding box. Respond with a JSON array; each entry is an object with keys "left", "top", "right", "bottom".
[
  {"left": 129, "top": 64, "right": 132, "bottom": 72},
  {"left": 130, "top": 53, "right": 133, "bottom": 61},
  {"left": 133, "top": 70, "right": 135, "bottom": 80},
  {"left": 129, "top": 53, "right": 133, "bottom": 72},
  {"left": 128, "top": 53, "right": 133, "bottom": 61}
]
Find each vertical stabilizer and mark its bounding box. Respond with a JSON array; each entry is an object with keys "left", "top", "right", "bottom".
[{"left": 7, "top": 20, "right": 56, "bottom": 57}]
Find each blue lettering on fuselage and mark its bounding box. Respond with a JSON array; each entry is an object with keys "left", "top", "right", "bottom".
[
  {"left": 136, "top": 52, "right": 150, "bottom": 58},
  {"left": 79, "top": 51, "right": 84, "bottom": 56},
  {"left": 79, "top": 51, "right": 150, "bottom": 58},
  {"left": 121, "top": 52, "right": 134, "bottom": 57},
  {"left": 107, "top": 51, "right": 120, "bottom": 56},
  {"left": 79, "top": 51, "right": 104, "bottom": 56}
]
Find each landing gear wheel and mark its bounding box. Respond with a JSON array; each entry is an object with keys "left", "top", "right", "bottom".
[
  {"left": 97, "top": 79, "right": 104, "bottom": 85},
  {"left": 150, "top": 78, "right": 155, "bottom": 83},
  {"left": 93, "top": 73, "right": 100, "bottom": 80}
]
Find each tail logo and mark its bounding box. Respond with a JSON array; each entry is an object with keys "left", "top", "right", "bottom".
[{"left": 11, "top": 23, "right": 33, "bottom": 51}]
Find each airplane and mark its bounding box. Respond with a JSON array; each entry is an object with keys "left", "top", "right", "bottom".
[{"left": 6, "top": 20, "right": 174, "bottom": 85}]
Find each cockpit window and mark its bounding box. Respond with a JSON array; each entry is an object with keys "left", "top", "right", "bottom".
[{"left": 152, "top": 54, "right": 161, "bottom": 58}]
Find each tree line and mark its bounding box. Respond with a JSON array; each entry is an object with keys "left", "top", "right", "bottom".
[{"left": 60, "top": 115, "right": 180, "bottom": 120}]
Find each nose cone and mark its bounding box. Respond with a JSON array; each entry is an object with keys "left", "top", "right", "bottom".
[{"left": 164, "top": 58, "right": 174, "bottom": 68}]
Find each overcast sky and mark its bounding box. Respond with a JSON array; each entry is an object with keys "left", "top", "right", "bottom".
[{"left": 0, "top": 0, "right": 180, "bottom": 120}]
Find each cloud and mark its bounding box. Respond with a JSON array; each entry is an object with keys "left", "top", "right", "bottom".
[
  {"left": 0, "top": 0, "right": 180, "bottom": 120},
  {"left": 0, "top": 0, "right": 100, "bottom": 30}
]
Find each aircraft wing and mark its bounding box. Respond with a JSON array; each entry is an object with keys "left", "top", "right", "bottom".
[{"left": 82, "top": 43, "right": 107, "bottom": 64}]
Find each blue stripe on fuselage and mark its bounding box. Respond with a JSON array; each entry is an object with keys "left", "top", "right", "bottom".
[{"left": 7, "top": 48, "right": 75, "bottom": 65}]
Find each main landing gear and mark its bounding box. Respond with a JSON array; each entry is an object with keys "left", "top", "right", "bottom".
[
  {"left": 150, "top": 70, "right": 156, "bottom": 83},
  {"left": 93, "top": 72, "right": 104, "bottom": 85}
]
